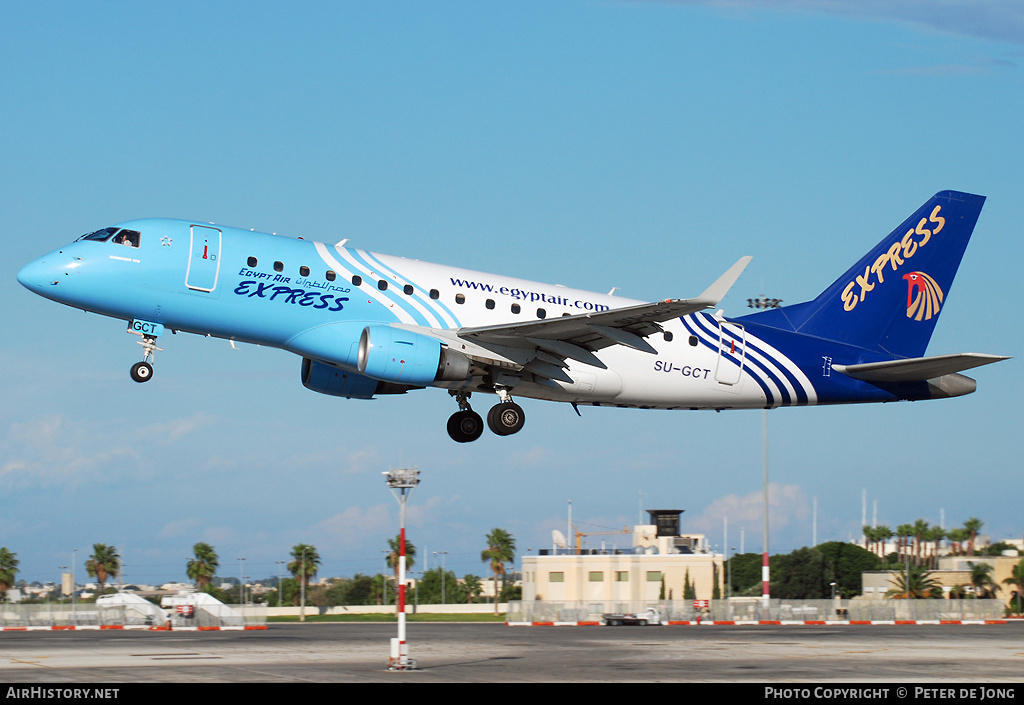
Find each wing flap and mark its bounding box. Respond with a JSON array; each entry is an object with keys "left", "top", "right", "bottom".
[{"left": 832, "top": 353, "right": 1009, "bottom": 382}]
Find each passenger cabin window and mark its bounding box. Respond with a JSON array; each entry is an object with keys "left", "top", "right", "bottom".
[
  {"left": 274, "top": 261, "right": 284, "bottom": 272},
  {"left": 485, "top": 299, "right": 495, "bottom": 310},
  {"left": 378, "top": 280, "right": 388, "bottom": 291},
  {"left": 537, "top": 308, "right": 547, "bottom": 319},
  {"left": 429, "top": 289, "right": 440, "bottom": 300},
  {"left": 511, "top": 303, "right": 521, "bottom": 314},
  {"left": 455, "top": 294, "right": 466, "bottom": 304},
  {"left": 247, "top": 256, "right": 258, "bottom": 268},
  {"left": 403, "top": 284, "right": 414, "bottom": 295},
  {"left": 326, "top": 270, "right": 336, "bottom": 282},
  {"left": 351, "top": 275, "right": 362, "bottom": 286},
  {"left": 299, "top": 266, "right": 310, "bottom": 277}
]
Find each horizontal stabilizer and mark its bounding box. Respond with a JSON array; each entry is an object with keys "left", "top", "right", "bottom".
[{"left": 832, "top": 353, "right": 1009, "bottom": 383}]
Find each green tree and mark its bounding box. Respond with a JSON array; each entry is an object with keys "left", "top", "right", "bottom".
[
  {"left": 481, "top": 528, "right": 516, "bottom": 614},
  {"left": 948, "top": 528, "right": 969, "bottom": 556},
  {"left": 875, "top": 526, "right": 894, "bottom": 559},
  {"left": 816, "top": 541, "right": 881, "bottom": 598},
  {"left": 337, "top": 574, "right": 375, "bottom": 606},
  {"left": 462, "top": 574, "right": 483, "bottom": 603},
  {"left": 385, "top": 534, "right": 416, "bottom": 587},
  {"left": 0, "top": 548, "right": 19, "bottom": 602},
  {"left": 963, "top": 517, "right": 984, "bottom": 557},
  {"left": 925, "top": 526, "right": 946, "bottom": 568},
  {"left": 771, "top": 547, "right": 827, "bottom": 599},
  {"left": 911, "top": 518, "right": 930, "bottom": 565},
  {"left": 288, "top": 544, "right": 321, "bottom": 605},
  {"left": 415, "top": 567, "right": 467, "bottom": 605},
  {"left": 726, "top": 552, "right": 763, "bottom": 596},
  {"left": 896, "top": 523, "right": 915, "bottom": 565},
  {"left": 683, "top": 568, "right": 695, "bottom": 600},
  {"left": 186, "top": 542, "right": 219, "bottom": 589},
  {"left": 968, "top": 561, "right": 999, "bottom": 599},
  {"left": 886, "top": 564, "right": 943, "bottom": 599},
  {"left": 1002, "top": 559, "right": 1024, "bottom": 615},
  {"left": 85, "top": 544, "right": 120, "bottom": 594}
]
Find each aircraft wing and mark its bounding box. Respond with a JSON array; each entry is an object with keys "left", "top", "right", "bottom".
[
  {"left": 455, "top": 257, "right": 751, "bottom": 381},
  {"left": 832, "top": 353, "right": 1009, "bottom": 383}
]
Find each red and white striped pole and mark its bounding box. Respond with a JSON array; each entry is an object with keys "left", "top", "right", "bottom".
[
  {"left": 397, "top": 525, "right": 407, "bottom": 662},
  {"left": 385, "top": 467, "right": 419, "bottom": 671}
]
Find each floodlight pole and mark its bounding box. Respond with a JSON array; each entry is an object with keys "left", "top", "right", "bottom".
[{"left": 384, "top": 467, "right": 420, "bottom": 671}]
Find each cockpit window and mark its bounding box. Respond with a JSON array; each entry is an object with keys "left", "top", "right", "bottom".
[
  {"left": 113, "top": 230, "right": 140, "bottom": 248},
  {"left": 76, "top": 227, "right": 141, "bottom": 247},
  {"left": 78, "top": 227, "right": 119, "bottom": 242}
]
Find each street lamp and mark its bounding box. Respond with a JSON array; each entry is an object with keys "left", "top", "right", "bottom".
[
  {"left": 275, "top": 561, "right": 285, "bottom": 607},
  {"left": 384, "top": 466, "right": 420, "bottom": 671},
  {"left": 237, "top": 557, "right": 246, "bottom": 605},
  {"left": 433, "top": 551, "right": 448, "bottom": 605}
]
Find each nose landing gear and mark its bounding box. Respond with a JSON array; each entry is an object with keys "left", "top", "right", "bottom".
[{"left": 129, "top": 331, "right": 162, "bottom": 383}]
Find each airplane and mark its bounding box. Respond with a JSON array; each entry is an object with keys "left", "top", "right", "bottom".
[{"left": 17, "top": 190, "right": 1007, "bottom": 443}]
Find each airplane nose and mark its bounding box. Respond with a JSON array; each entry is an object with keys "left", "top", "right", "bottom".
[
  {"left": 17, "top": 258, "right": 52, "bottom": 290},
  {"left": 17, "top": 256, "right": 67, "bottom": 292}
]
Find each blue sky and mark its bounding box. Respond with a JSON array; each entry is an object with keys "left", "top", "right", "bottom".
[{"left": 1, "top": 1, "right": 1021, "bottom": 587}]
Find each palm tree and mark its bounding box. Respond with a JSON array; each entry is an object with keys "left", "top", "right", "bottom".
[
  {"left": 876, "top": 526, "right": 894, "bottom": 559},
  {"left": 1002, "top": 559, "right": 1024, "bottom": 614},
  {"left": 948, "top": 528, "right": 969, "bottom": 556},
  {"left": 288, "top": 544, "right": 321, "bottom": 605},
  {"left": 187, "top": 542, "right": 219, "bottom": 589},
  {"left": 0, "top": 548, "right": 19, "bottom": 603},
  {"left": 912, "top": 518, "right": 930, "bottom": 565},
  {"left": 968, "top": 561, "right": 999, "bottom": 599},
  {"left": 896, "top": 523, "right": 914, "bottom": 563},
  {"left": 385, "top": 534, "right": 416, "bottom": 598},
  {"left": 481, "top": 528, "right": 516, "bottom": 614},
  {"left": 886, "top": 564, "right": 943, "bottom": 599},
  {"left": 963, "top": 518, "right": 984, "bottom": 557},
  {"left": 862, "top": 525, "right": 874, "bottom": 553},
  {"left": 85, "top": 544, "right": 120, "bottom": 594},
  {"left": 463, "top": 574, "right": 483, "bottom": 604},
  {"left": 925, "top": 525, "right": 946, "bottom": 568}
]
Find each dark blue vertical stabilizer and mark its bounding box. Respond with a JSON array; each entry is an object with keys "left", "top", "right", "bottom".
[{"left": 743, "top": 191, "right": 985, "bottom": 359}]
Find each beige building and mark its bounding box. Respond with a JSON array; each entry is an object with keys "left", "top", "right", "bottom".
[
  {"left": 862, "top": 554, "right": 1022, "bottom": 600},
  {"left": 522, "top": 510, "right": 724, "bottom": 605}
]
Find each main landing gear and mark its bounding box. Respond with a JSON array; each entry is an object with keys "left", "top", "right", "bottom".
[
  {"left": 447, "top": 391, "right": 526, "bottom": 443},
  {"left": 129, "top": 333, "right": 162, "bottom": 383}
]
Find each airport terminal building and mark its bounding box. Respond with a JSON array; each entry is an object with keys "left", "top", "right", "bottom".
[{"left": 521, "top": 510, "right": 724, "bottom": 605}]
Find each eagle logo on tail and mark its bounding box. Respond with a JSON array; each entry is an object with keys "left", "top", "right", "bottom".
[{"left": 903, "top": 271, "right": 943, "bottom": 321}]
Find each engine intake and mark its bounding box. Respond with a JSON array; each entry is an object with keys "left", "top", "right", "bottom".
[{"left": 358, "top": 325, "right": 471, "bottom": 385}]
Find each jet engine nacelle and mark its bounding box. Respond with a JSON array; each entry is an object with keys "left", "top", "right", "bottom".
[
  {"left": 301, "top": 358, "right": 415, "bottom": 399},
  {"left": 358, "top": 325, "right": 471, "bottom": 386}
]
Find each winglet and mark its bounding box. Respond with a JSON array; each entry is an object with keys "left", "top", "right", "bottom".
[{"left": 695, "top": 256, "right": 753, "bottom": 305}]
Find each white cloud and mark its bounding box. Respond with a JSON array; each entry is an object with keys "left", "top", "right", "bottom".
[
  {"left": 651, "top": 0, "right": 1024, "bottom": 46},
  {"left": 0, "top": 412, "right": 215, "bottom": 489},
  {"left": 686, "top": 482, "right": 811, "bottom": 547}
]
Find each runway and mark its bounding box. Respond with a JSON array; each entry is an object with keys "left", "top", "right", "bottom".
[{"left": 1, "top": 622, "right": 1021, "bottom": 683}]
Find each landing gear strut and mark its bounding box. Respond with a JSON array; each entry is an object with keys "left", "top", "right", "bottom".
[
  {"left": 446, "top": 389, "right": 526, "bottom": 442},
  {"left": 487, "top": 398, "right": 525, "bottom": 436},
  {"left": 130, "top": 333, "right": 162, "bottom": 383},
  {"left": 446, "top": 392, "right": 484, "bottom": 443}
]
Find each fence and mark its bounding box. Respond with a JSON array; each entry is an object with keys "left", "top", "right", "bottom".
[
  {"left": 0, "top": 603, "right": 267, "bottom": 629},
  {"left": 506, "top": 598, "right": 1007, "bottom": 623}
]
